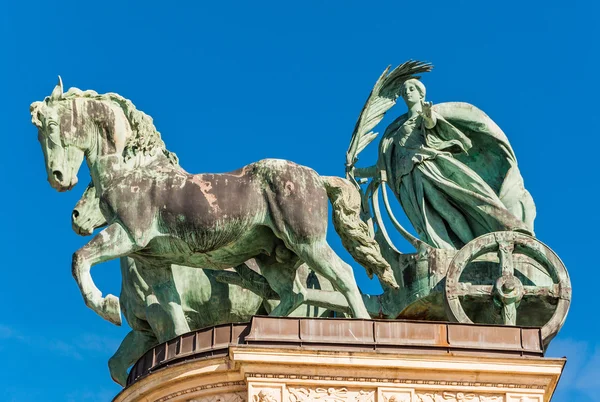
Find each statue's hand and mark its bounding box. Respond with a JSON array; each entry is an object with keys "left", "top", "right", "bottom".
[
  {"left": 418, "top": 100, "right": 435, "bottom": 128},
  {"left": 345, "top": 163, "right": 353, "bottom": 178},
  {"left": 420, "top": 100, "right": 433, "bottom": 117}
]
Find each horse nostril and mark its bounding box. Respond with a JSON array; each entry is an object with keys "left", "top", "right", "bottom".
[
  {"left": 72, "top": 210, "right": 79, "bottom": 220},
  {"left": 53, "top": 170, "right": 64, "bottom": 182}
]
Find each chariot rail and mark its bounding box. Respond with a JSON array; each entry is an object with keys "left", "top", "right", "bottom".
[{"left": 127, "top": 316, "right": 545, "bottom": 387}]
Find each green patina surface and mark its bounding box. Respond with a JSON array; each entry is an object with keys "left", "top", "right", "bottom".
[{"left": 30, "top": 63, "right": 571, "bottom": 386}]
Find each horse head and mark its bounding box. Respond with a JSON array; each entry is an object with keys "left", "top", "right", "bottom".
[
  {"left": 30, "top": 77, "right": 85, "bottom": 191},
  {"left": 72, "top": 182, "right": 108, "bottom": 236},
  {"left": 30, "top": 77, "right": 136, "bottom": 192}
]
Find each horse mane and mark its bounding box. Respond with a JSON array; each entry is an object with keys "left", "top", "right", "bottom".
[{"left": 61, "top": 88, "right": 179, "bottom": 165}]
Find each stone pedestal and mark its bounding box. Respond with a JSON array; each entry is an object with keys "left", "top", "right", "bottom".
[{"left": 113, "top": 317, "right": 564, "bottom": 402}]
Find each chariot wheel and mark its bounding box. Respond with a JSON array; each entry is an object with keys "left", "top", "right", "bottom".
[{"left": 444, "top": 231, "right": 571, "bottom": 345}]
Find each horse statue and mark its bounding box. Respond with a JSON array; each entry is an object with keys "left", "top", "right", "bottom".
[
  {"left": 31, "top": 78, "right": 398, "bottom": 331},
  {"left": 71, "top": 183, "right": 335, "bottom": 386},
  {"left": 65, "top": 177, "right": 441, "bottom": 323}
]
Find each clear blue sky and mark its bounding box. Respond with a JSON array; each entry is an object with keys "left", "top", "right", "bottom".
[{"left": 1, "top": 1, "right": 598, "bottom": 400}]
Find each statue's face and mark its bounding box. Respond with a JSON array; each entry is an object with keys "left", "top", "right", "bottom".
[{"left": 401, "top": 81, "right": 422, "bottom": 105}]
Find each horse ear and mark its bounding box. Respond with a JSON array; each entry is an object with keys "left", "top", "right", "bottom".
[{"left": 50, "top": 76, "right": 63, "bottom": 101}]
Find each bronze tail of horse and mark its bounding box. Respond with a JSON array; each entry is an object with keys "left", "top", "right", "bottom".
[{"left": 323, "top": 176, "right": 399, "bottom": 289}]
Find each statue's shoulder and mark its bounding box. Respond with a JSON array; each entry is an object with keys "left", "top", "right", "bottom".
[{"left": 433, "top": 102, "right": 491, "bottom": 121}]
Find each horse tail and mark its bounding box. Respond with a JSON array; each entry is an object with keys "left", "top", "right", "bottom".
[{"left": 322, "top": 176, "right": 399, "bottom": 289}]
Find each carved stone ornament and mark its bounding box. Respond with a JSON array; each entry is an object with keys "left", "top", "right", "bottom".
[
  {"left": 378, "top": 387, "right": 413, "bottom": 402},
  {"left": 415, "top": 393, "right": 504, "bottom": 402},
  {"left": 288, "top": 387, "right": 375, "bottom": 402},
  {"left": 506, "top": 395, "right": 542, "bottom": 402},
  {"left": 189, "top": 393, "right": 247, "bottom": 402},
  {"left": 384, "top": 394, "right": 412, "bottom": 402},
  {"left": 253, "top": 390, "right": 279, "bottom": 402}
]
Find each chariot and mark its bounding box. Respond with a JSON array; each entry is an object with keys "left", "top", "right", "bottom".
[
  {"left": 343, "top": 61, "right": 571, "bottom": 346},
  {"left": 375, "top": 226, "right": 571, "bottom": 346}
]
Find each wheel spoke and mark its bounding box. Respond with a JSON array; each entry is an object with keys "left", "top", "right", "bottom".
[
  {"left": 497, "top": 239, "right": 515, "bottom": 276},
  {"left": 449, "top": 283, "right": 494, "bottom": 297},
  {"left": 523, "top": 284, "right": 570, "bottom": 300},
  {"left": 501, "top": 303, "right": 518, "bottom": 326}
]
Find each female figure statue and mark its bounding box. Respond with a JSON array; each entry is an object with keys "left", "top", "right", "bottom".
[{"left": 353, "top": 78, "right": 535, "bottom": 250}]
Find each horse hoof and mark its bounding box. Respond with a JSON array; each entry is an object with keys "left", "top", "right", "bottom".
[{"left": 103, "top": 294, "right": 122, "bottom": 326}]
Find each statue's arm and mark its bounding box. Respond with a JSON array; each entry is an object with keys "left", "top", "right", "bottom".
[
  {"left": 353, "top": 134, "right": 389, "bottom": 179},
  {"left": 420, "top": 101, "right": 437, "bottom": 129},
  {"left": 423, "top": 113, "right": 437, "bottom": 129}
]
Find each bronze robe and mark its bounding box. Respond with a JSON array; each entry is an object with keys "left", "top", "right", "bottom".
[{"left": 360, "top": 102, "right": 535, "bottom": 250}]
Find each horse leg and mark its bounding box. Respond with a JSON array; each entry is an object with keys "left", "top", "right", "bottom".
[
  {"left": 144, "top": 293, "right": 187, "bottom": 343},
  {"left": 108, "top": 329, "right": 157, "bottom": 386},
  {"left": 72, "top": 223, "right": 140, "bottom": 325},
  {"left": 145, "top": 264, "right": 191, "bottom": 339},
  {"left": 292, "top": 241, "right": 370, "bottom": 319},
  {"left": 121, "top": 258, "right": 180, "bottom": 343},
  {"left": 255, "top": 254, "right": 306, "bottom": 317}
]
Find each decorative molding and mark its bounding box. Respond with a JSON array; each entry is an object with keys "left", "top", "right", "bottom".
[
  {"left": 155, "top": 381, "right": 246, "bottom": 402},
  {"left": 506, "top": 395, "right": 542, "bottom": 402},
  {"left": 188, "top": 393, "right": 246, "bottom": 402},
  {"left": 248, "top": 383, "right": 284, "bottom": 402},
  {"left": 415, "top": 393, "right": 503, "bottom": 402},
  {"left": 384, "top": 395, "right": 412, "bottom": 402},
  {"left": 379, "top": 387, "right": 413, "bottom": 402},
  {"left": 288, "top": 387, "right": 374, "bottom": 402},
  {"left": 252, "top": 390, "right": 279, "bottom": 402},
  {"left": 245, "top": 374, "right": 545, "bottom": 390},
  {"left": 139, "top": 373, "right": 546, "bottom": 402}
]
